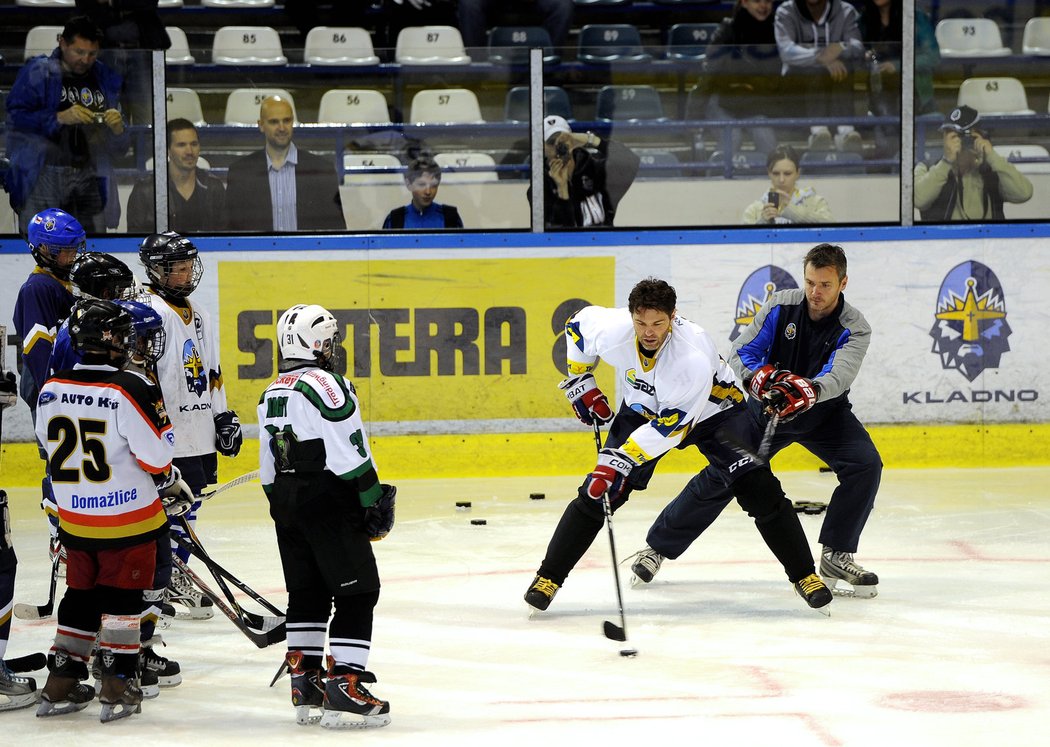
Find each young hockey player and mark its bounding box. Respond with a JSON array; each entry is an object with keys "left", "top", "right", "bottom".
[
  {"left": 524, "top": 277, "right": 832, "bottom": 613},
  {"left": 34, "top": 299, "right": 188, "bottom": 722},
  {"left": 258, "top": 304, "right": 395, "bottom": 730},
  {"left": 138, "top": 231, "right": 242, "bottom": 620}
]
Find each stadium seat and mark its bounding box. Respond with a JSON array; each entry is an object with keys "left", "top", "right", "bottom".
[
  {"left": 212, "top": 26, "right": 288, "bottom": 65},
  {"left": 15, "top": 0, "right": 73, "bottom": 6},
  {"left": 202, "top": 0, "right": 275, "bottom": 6},
  {"left": 936, "top": 18, "right": 1011, "bottom": 57},
  {"left": 487, "top": 26, "right": 560, "bottom": 65},
  {"left": 396, "top": 26, "right": 471, "bottom": 65},
  {"left": 957, "top": 77, "right": 1035, "bottom": 115},
  {"left": 993, "top": 144, "right": 1050, "bottom": 174},
  {"left": 1022, "top": 17, "right": 1050, "bottom": 55},
  {"left": 165, "top": 27, "right": 195, "bottom": 65},
  {"left": 317, "top": 89, "right": 391, "bottom": 125},
  {"left": 434, "top": 152, "right": 498, "bottom": 182},
  {"left": 577, "top": 24, "right": 652, "bottom": 64},
  {"left": 636, "top": 150, "right": 682, "bottom": 177},
  {"left": 342, "top": 153, "right": 404, "bottom": 185},
  {"left": 304, "top": 26, "right": 380, "bottom": 65},
  {"left": 224, "top": 88, "right": 297, "bottom": 125},
  {"left": 706, "top": 150, "right": 766, "bottom": 176},
  {"left": 409, "top": 88, "right": 484, "bottom": 124},
  {"left": 800, "top": 150, "right": 866, "bottom": 174},
  {"left": 595, "top": 85, "right": 667, "bottom": 122},
  {"left": 24, "top": 25, "right": 62, "bottom": 61},
  {"left": 165, "top": 88, "right": 206, "bottom": 126},
  {"left": 666, "top": 23, "right": 719, "bottom": 61},
  {"left": 504, "top": 86, "right": 573, "bottom": 123}
]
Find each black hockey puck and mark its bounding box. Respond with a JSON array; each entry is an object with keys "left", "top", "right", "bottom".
[
  {"left": 529, "top": 493, "right": 545, "bottom": 500},
  {"left": 620, "top": 648, "right": 638, "bottom": 658},
  {"left": 470, "top": 519, "right": 487, "bottom": 526},
  {"left": 455, "top": 501, "right": 472, "bottom": 510}
]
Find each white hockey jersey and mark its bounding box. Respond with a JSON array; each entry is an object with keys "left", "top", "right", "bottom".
[
  {"left": 565, "top": 306, "right": 745, "bottom": 464},
  {"left": 142, "top": 290, "right": 228, "bottom": 458},
  {"left": 35, "top": 363, "right": 173, "bottom": 548},
  {"left": 257, "top": 366, "right": 383, "bottom": 507}
]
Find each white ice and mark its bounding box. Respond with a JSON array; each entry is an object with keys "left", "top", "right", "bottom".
[{"left": 2, "top": 467, "right": 1049, "bottom": 746}]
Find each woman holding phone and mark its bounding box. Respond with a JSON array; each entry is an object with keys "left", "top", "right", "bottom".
[{"left": 742, "top": 145, "right": 833, "bottom": 225}]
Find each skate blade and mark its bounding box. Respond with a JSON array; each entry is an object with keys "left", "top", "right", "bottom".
[
  {"left": 36, "top": 698, "right": 92, "bottom": 717},
  {"left": 173, "top": 607, "right": 215, "bottom": 620},
  {"left": 141, "top": 683, "right": 160, "bottom": 700},
  {"left": 295, "top": 704, "right": 323, "bottom": 725},
  {"left": 822, "top": 576, "right": 878, "bottom": 599},
  {"left": 629, "top": 573, "right": 651, "bottom": 588},
  {"left": 99, "top": 701, "right": 142, "bottom": 723},
  {"left": 0, "top": 691, "right": 41, "bottom": 712},
  {"left": 156, "top": 616, "right": 174, "bottom": 630},
  {"left": 158, "top": 674, "right": 183, "bottom": 688},
  {"left": 319, "top": 709, "right": 390, "bottom": 730}
]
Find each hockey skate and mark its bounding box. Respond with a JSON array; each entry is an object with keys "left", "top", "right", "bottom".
[
  {"left": 320, "top": 666, "right": 390, "bottom": 730},
  {"left": 794, "top": 573, "right": 833, "bottom": 615},
  {"left": 36, "top": 651, "right": 95, "bottom": 718},
  {"left": 98, "top": 674, "right": 143, "bottom": 723},
  {"left": 820, "top": 546, "right": 879, "bottom": 598},
  {"left": 524, "top": 575, "right": 559, "bottom": 612},
  {"left": 167, "top": 564, "right": 215, "bottom": 620},
  {"left": 0, "top": 659, "right": 39, "bottom": 712},
  {"left": 138, "top": 639, "right": 181, "bottom": 699},
  {"left": 628, "top": 547, "right": 664, "bottom": 586},
  {"left": 286, "top": 651, "right": 325, "bottom": 726}
]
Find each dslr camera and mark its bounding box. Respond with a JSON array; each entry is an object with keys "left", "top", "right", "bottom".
[
  {"left": 960, "top": 132, "right": 977, "bottom": 151},
  {"left": 92, "top": 111, "right": 106, "bottom": 125}
]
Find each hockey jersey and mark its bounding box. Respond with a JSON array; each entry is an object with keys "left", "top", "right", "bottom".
[
  {"left": 35, "top": 363, "right": 173, "bottom": 549},
  {"left": 565, "top": 306, "right": 745, "bottom": 464},
  {"left": 141, "top": 289, "right": 227, "bottom": 458},
  {"left": 13, "top": 267, "right": 74, "bottom": 406},
  {"left": 257, "top": 366, "right": 383, "bottom": 507}
]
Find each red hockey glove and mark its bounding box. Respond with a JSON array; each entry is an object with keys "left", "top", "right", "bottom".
[
  {"left": 584, "top": 448, "right": 634, "bottom": 501},
  {"left": 747, "top": 364, "right": 792, "bottom": 399},
  {"left": 762, "top": 374, "right": 818, "bottom": 421},
  {"left": 559, "top": 373, "right": 614, "bottom": 426}
]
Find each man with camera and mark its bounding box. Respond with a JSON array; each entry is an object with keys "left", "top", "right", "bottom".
[
  {"left": 4, "top": 16, "right": 130, "bottom": 234},
  {"left": 914, "top": 105, "right": 1033, "bottom": 221}
]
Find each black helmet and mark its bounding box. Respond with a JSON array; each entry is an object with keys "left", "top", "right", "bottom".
[
  {"left": 70, "top": 252, "right": 135, "bottom": 301},
  {"left": 68, "top": 299, "right": 136, "bottom": 368},
  {"left": 138, "top": 231, "right": 203, "bottom": 300}
]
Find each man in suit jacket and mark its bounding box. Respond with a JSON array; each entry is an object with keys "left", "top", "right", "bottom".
[{"left": 225, "top": 96, "right": 344, "bottom": 232}]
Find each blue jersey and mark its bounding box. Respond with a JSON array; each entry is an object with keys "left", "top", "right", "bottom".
[
  {"left": 49, "top": 320, "right": 81, "bottom": 377},
  {"left": 12, "top": 267, "right": 74, "bottom": 406}
]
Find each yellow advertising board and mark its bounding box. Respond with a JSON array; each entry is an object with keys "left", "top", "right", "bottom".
[{"left": 219, "top": 257, "right": 616, "bottom": 422}]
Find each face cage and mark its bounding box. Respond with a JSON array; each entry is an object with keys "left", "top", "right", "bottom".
[
  {"left": 134, "top": 327, "right": 167, "bottom": 367},
  {"left": 148, "top": 255, "right": 204, "bottom": 298},
  {"left": 33, "top": 241, "right": 86, "bottom": 279}
]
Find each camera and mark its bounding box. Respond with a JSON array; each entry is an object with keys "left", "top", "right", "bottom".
[
  {"left": 555, "top": 141, "right": 571, "bottom": 158},
  {"left": 961, "top": 133, "right": 976, "bottom": 151},
  {"left": 92, "top": 112, "right": 106, "bottom": 125}
]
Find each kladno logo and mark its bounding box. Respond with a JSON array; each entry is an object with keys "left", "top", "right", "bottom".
[
  {"left": 929, "top": 260, "right": 1012, "bottom": 382},
  {"left": 730, "top": 265, "right": 798, "bottom": 342}
]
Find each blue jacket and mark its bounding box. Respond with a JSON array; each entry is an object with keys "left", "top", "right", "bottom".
[{"left": 4, "top": 50, "right": 129, "bottom": 227}]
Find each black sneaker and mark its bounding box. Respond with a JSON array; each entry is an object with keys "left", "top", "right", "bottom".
[{"left": 524, "top": 575, "right": 559, "bottom": 611}]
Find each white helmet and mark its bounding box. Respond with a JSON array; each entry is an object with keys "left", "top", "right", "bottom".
[{"left": 277, "top": 304, "right": 338, "bottom": 370}]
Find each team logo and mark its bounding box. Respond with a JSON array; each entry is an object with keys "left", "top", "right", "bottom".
[
  {"left": 182, "top": 339, "right": 207, "bottom": 396},
  {"left": 784, "top": 323, "right": 797, "bottom": 340},
  {"left": 929, "top": 260, "right": 1011, "bottom": 382},
  {"left": 38, "top": 391, "right": 57, "bottom": 406},
  {"left": 730, "top": 265, "right": 798, "bottom": 342},
  {"left": 44, "top": 215, "right": 56, "bottom": 231},
  {"left": 79, "top": 87, "right": 95, "bottom": 107},
  {"left": 624, "top": 368, "right": 656, "bottom": 395}
]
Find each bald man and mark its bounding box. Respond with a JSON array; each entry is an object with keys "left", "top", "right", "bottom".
[{"left": 225, "top": 96, "right": 344, "bottom": 231}]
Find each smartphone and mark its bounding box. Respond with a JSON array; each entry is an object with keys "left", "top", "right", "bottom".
[{"left": 767, "top": 190, "right": 779, "bottom": 208}]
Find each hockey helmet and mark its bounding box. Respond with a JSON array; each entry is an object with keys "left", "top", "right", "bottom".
[
  {"left": 277, "top": 304, "right": 339, "bottom": 371},
  {"left": 138, "top": 231, "right": 203, "bottom": 299},
  {"left": 70, "top": 252, "right": 136, "bottom": 301},
  {"left": 27, "top": 208, "right": 86, "bottom": 280},
  {"left": 117, "top": 299, "right": 166, "bottom": 366},
  {"left": 68, "top": 299, "right": 136, "bottom": 368}
]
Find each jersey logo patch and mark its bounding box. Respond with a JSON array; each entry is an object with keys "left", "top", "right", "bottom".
[
  {"left": 624, "top": 368, "right": 655, "bottom": 396},
  {"left": 930, "top": 260, "right": 1012, "bottom": 382},
  {"left": 182, "top": 339, "right": 206, "bottom": 396},
  {"left": 784, "top": 323, "right": 797, "bottom": 340}
]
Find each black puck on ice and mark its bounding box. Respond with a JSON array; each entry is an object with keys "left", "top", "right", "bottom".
[
  {"left": 620, "top": 649, "right": 638, "bottom": 658},
  {"left": 455, "top": 501, "right": 472, "bottom": 510},
  {"left": 470, "top": 519, "right": 487, "bottom": 526},
  {"left": 529, "top": 493, "right": 545, "bottom": 500}
]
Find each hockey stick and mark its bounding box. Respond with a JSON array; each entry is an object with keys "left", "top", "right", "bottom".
[
  {"left": 593, "top": 422, "right": 636, "bottom": 655},
  {"left": 4, "top": 652, "right": 46, "bottom": 673},
  {"left": 13, "top": 552, "right": 60, "bottom": 620},
  {"left": 200, "top": 469, "right": 260, "bottom": 501}
]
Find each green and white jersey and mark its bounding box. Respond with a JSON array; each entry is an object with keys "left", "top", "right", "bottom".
[{"left": 257, "top": 365, "right": 381, "bottom": 506}]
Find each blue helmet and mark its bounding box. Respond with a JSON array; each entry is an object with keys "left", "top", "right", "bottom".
[
  {"left": 27, "top": 208, "right": 87, "bottom": 280},
  {"left": 117, "top": 300, "right": 166, "bottom": 366}
]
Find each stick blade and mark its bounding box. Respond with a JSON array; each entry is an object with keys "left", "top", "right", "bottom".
[
  {"left": 13, "top": 602, "right": 51, "bottom": 620},
  {"left": 603, "top": 620, "right": 627, "bottom": 642},
  {"left": 5, "top": 652, "right": 47, "bottom": 673}
]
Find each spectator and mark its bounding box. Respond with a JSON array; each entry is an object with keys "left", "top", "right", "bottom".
[
  {"left": 531, "top": 115, "right": 640, "bottom": 229},
  {"left": 742, "top": 145, "right": 832, "bottom": 224},
  {"left": 225, "top": 96, "right": 344, "bottom": 232},
  {"left": 382, "top": 158, "right": 463, "bottom": 229},
  {"left": 127, "top": 119, "right": 227, "bottom": 233},
  {"left": 692, "top": 0, "right": 782, "bottom": 156},
  {"left": 775, "top": 0, "right": 866, "bottom": 152},
  {"left": 4, "top": 15, "right": 130, "bottom": 233},
  {"left": 914, "top": 106, "right": 1033, "bottom": 222},
  {"left": 457, "top": 0, "right": 574, "bottom": 51}
]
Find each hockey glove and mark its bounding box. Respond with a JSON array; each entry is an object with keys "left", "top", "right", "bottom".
[
  {"left": 0, "top": 370, "right": 15, "bottom": 410},
  {"left": 155, "top": 465, "right": 195, "bottom": 517},
  {"left": 559, "top": 373, "right": 614, "bottom": 426},
  {"left": 365, "top": 484, "right": 396, "bottom": 542},
  {"left": 584, "top": 448, "right": 634, "bottom": 502},
  {"left": 747, "top": 365, "right": 793, "bottom": 399},
  {"left": 762, "top": 374, "right": 818, "bottom": 421},
  {"left": 214, "top": 411, "right": 243, "bottom": 457}
]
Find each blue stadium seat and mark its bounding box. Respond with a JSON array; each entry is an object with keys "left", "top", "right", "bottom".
[
  {"left": 504, "top": 86, "right": 574, "bottom": 123},
  {"left": 800, "top": 150, "right": 866, "bottom": 174},
  {"left": 637, "top": 150, "right": 683, "bottom": 177},
  {"left": 666, "top": 23, "right": 719, "bottom": 61},
  {"left": 488, "top": 26, "right": 561, "bottom": 65},
  {"left": 595, "top": 85, "right": 667, "bottom": 122},
  {"left": 577, "top": 24, "right": 652, "bottom": 64}
]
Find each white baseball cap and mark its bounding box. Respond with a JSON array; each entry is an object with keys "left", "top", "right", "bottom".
[{"left": 543, "top": 115, "right": 572, "bottom": 142}]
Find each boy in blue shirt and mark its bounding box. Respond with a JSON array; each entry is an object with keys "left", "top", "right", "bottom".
[{"left": 382, "top": 158, "right": 463, "bottom": 230}]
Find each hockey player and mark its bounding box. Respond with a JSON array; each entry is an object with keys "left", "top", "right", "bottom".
[
  {"left": 524, "top": 277, "right": 832, "bottom": 612},
  {"left": 634, "top": 244, "right": 882, "bottom": 597},
  {"left": 258, "top": 304, "right": 394, "bottom": 730},
  {"left": 34, "top": 299, "right": 188, "bottom": 722},
  {"left": 138, "top": 231, "right": 243, "bottom": 620}
]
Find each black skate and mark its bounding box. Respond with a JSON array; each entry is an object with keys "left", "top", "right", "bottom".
[
  {"left": 320, "top": 667, "right": 390, "bottom": 730},
  {"left": 98, "top": 674, "right": 143, "bottom": 723},
  {"left": 628, "top": 547, "right": 665, "bottom": 586},
  {"left": 524, "top": 575, "right": 559, "bottom": 612},
  {"left": 36, "top": 651, "right": 95, "bottom": 718},
  {"left": 142, "top": 639, "right": 182, "bottom": 688},
  {"left": 0, "top": 659, "right": 39, "bottom": 712},
  {"left": 794, "top": 573, "right": 833, "bottom": 615},
  {"left": 286, "top": 651, "right": 325, "bottom": 726},
  {"left": 820, "top": 546, "right": 879, "bottom": 598}
]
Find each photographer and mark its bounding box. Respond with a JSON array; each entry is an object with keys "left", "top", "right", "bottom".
[
  {"left": 742, "top": 145, "right": 832, "bottom": 224},
  {"left": 914, "top": 105, "right": 1033, "bottom": 221},
  {"left": 532, "top": 115, "right": 640, "bottom": 229}
]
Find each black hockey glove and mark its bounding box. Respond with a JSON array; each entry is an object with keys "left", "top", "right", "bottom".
[
  {"left": 0, "top": 370, "right": 16, "bottom": 410},
  {"left": 214, "top": 410, "right": 243, "bottom": 457},
  {"left": 365, "top": 484, "right": 396, "bottom": 542}
]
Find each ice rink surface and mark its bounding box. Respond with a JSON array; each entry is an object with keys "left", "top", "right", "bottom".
[{"left": 2, "top": 466, "right": 1049, "bottom": 746}]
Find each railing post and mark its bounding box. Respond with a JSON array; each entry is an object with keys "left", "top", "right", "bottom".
[
  {"left": 529, "top": 47, "right": 545, "bottom": 233},
  {"left": 151, "top": 49, "right": 167, "bottom": 233}
]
